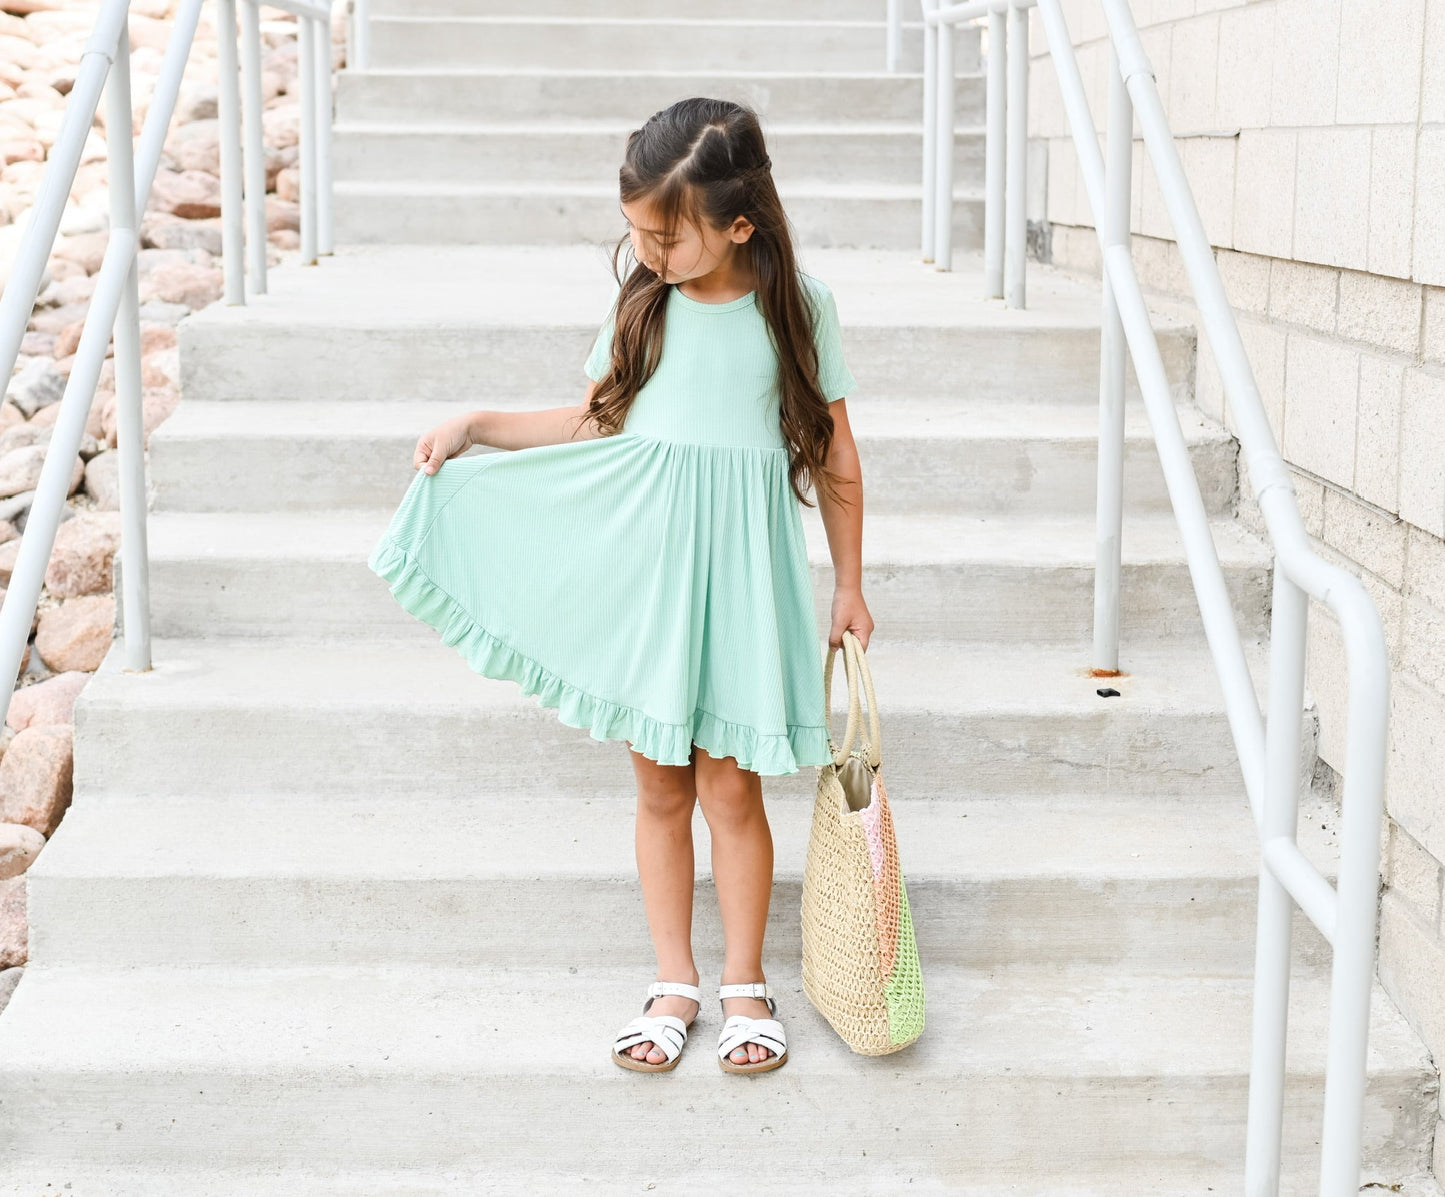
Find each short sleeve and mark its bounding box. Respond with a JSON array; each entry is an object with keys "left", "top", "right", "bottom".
[
  {"left": 583, "top": 307, "right": 615, "bottom": 382},
  {"left": 808, "top": 279, "right": 857, "bottom": 403}
]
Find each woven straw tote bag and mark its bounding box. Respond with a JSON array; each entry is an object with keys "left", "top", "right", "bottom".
[{"left": 800, "top": 629, "right": 925, "bottom": 1055}]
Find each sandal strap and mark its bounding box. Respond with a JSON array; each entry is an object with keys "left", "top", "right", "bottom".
[
  {"left": 614, "top": 1014, "right": 689, "bottom": 1062},
  {"left": 718, "top": 981, "right": 772, "bottom": 1002},
  {"left": 646, "top": 980, "right": 702, "bottom": 1004},
  {"left": 717, "top": 1014, "right": 787, "bottom": 1060}
]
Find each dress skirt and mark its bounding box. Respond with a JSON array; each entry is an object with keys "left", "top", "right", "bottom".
[{"left": 367, "top": 428, "right": 834, "bottom": 776}]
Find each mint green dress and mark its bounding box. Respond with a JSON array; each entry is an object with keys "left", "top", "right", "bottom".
[{"left": 367, "top": 272, "right": 857, "bottom": 776}]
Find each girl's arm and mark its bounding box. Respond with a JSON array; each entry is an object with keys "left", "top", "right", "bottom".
[
  {"left": 414, "top": 382, "right": 605, "bottom": 473},
  {"left": 467, "top": 379, "right": 607, "bottom": 450},
  {"left": 817, "top": 398, "right": 874, "bottom": 651}
]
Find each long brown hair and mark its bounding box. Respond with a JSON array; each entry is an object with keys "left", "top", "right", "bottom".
[{"left": 585, "top": 96, "right": 851, "bottom": 510}]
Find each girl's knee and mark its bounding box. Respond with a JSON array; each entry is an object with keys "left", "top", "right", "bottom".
[
  {"left": 696, "top": 758, "right": 764, "bottom": 826},
  {"left": 636, "top": 783, "right": 697, "bottom": 819},
  {"left": 630, "top": 754, "right": 697, "bottom": 817}
]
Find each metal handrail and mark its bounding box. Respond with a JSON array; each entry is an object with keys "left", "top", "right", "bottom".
[
  {"left": 347, "top": 0, "right": 371, "bottom": 70},
  {"left": 892, "top": 1, "right": 1393, "bottom": 1192},
  {"left": 0, "top": 0, "right": 338, "bottom": 724},
  {"left": 919, "top": 0, "right": 1033, "bottom": 300}
]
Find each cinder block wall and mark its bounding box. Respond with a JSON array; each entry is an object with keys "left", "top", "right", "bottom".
[{"left": 1029, "top": 0, "right": 1444, "bottom": 1177}]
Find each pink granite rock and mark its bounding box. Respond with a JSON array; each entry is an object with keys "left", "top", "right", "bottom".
[
  {"left": 6, "top": 670, "right": 88, "bottom": 731},
  {"left": 148, "top": 166, "right": 221, "bottom": 220},
  {"left": 0, "top": 966, "right": 22, "bottom": 1010},
  {"left": 261, "top": 102, "right": 298, "bottom": 149},
  {"left": 51, "top": 229, "right": 107, "bottom": 274},
  {"left": 38, "top": 271, "right": 93, "bottom": 306},
  {"left": 0, "top": 822, "right": 44, "bottom": 880},
  {"left": 52, "top": 319, "right": 84, "bottom": 359},
  {"left": 140, "top": 324, "right": 177, "bottom": 354},
  {"left": 0, "top": 138, "right": 41, "bottom": 164},
  {"left": 139, "top": 261, "right": 222, "bottom": 311},
  {"left": 82, "top": 447, "right": 117, "bottom": 509},
  {"left": 141, "top": 344, "right": 180, "bottom": 388},
  {"left": 42, "top": 511, "right": 121, "bottom": 597},
  {"left": 276, "top": 165, "right": 299, "bottom": 203},
  {"left": 0, "top": 724, "right": 72, "bottom": 838},
  {"left": 0, "top": 876, "right": 24, "bottom": 968},
  {"left": 0, "top": 444, "right": 45, "bottom": 496},
  {"left": 99, "top": 384, "right": 177, "bottom": 448},
  {"left": 34, "top": 594, "right": 113, "bottom": 672},
  {"left": 162, "top": 116, "right": 218, "bottom": 174},
  {"left": 266, "top": 195, "right": 299, "bottom": 233}
]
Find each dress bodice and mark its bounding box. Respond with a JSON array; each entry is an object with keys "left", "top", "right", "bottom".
[{"left": 581, "top": 273, "right": 856, "bottom": 454}]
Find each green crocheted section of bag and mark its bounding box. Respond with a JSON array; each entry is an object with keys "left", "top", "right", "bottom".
[{"left": 884, "top": 868, "right": 926, "bottom": 1045}]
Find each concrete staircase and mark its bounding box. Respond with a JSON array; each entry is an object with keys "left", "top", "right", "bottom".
[
  {"left": 0, "top": 5, "right": 1439, "bottom": 1194},
  {"left": 330, "top": 0, "right": 984, "bottom": 247}
]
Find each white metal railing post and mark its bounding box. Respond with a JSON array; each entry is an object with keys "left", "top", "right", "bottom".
[
  {"left": 1003, "top": 0, "right": 1028, "bottom": 306},
  {"left": 1092, "top": 42, "right": 1130, "bottom": 674},
  {"left": 0, "top": 0, "right": 339, "bottom": 725},
  {"left": 109, "top": 21, "right": 154, "bottom": 672},
  {"left": 0, "top": 9, "right": 124, "bottom": 385},
  {"left": 1027, "top": 0, "right": 1394, "bottom": 1188},
  {"left": 1245, "top": 567, "right": 1309, "bottom": 1193},
  {"left": 920, "top": 0, "right": 938, "bottom": 261},
  {"left": 216, "top": 0, "right": 245, "bottom": 303},
  {"left": 134, "top": 0, "right": 204, "bottom": 217},
  {"left": 3, "top": 25, "right": 153, "bottom": 702},
  {"left": 887, "top": 0, "right": 901, "bottom": 71},
  {"left": 896, "top": 1, "right": 1393, "bottom": 1186},
  {"left": 239, "top": 0, "right": 268, "bottom": 293},
  {"left": 925, "top": 0, "right": 1008, "bottom": 277},
  {"left": 1039, "top": 0, "right": 1267, "bottom": 806},
  {"left": 0, "top": 6, "right": 129, "bottom": 711},
  {"left": 982, "top": 2, "right": 1006, "bottom": 297},
  {"left": 313, "top": 11, "right": 334, "bottom": 255},
  {"left": 1088, "top": 16, "right": 1389, "bottom": 1187},
  {"left": 1316, "top": 607, "right": 1390, "bottom": 1194},
  {"left": 932, "top": 10, "right": 955, "bottom": 269},
  {"left": 297, "top": 14, "right": 318, "bottom": 264},
  {"left": 353, "top": 0, "right": 370, "bottom": 69}
]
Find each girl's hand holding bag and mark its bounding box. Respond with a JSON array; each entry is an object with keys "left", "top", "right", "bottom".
[{"left": 801, "top": 629, "right": 926, "bottom": 1055}]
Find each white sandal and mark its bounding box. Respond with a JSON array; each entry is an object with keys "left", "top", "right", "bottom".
[
  {"left": 611, "top": 980, "right": 702, "bottom": 1072},
  {"left": 717, "top": 981, "right": 788, "bottom": 1074}
]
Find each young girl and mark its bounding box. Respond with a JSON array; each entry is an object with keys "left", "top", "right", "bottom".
[{"left": 368, "top": 97, "right": 872, "bottom": 1075}]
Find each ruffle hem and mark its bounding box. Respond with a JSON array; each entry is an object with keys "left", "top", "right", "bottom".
[{"left": 368, "top": 534, "right": 830, "bottom": 777}]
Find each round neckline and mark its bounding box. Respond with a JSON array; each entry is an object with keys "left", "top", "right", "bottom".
[{"left": 670, "top": 284, "right": 757, "bottom": 313}]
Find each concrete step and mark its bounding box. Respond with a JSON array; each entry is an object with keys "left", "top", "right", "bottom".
[
  {"left": 139, "top": 508, "right": 1273, "bottom": 645},
  {"left": 146, "top": 395, "right": 1238, "bottom": 517},
  {"left": 25, "top": 791, "right": 1339, "bottom": 972},
  {"left": 71, "top": 636, "right": 1294, "bottom": 800},
  {"left": 369, "top": 0, "right": 889, "bottom": 17},
  {"left": 365, "top": 16, "right": 971, "bottom": 74},
  {"left": 4, "top": 1170, "right": 1442, "bottom": 1197},
  {"left": 177, "top": 245, "right": 1193, "bottom": 404},
  {"left": 332, "top": 178, "right": 986, "bottom": 250},
  {"left": 331, "top": 120, "right": 986, "bottom": 187},
  {"left": 0, "top": 962, "right": 1431, "bottom": 1181},
  {"left": 335, "top": 66, "right": 985, "bottom": 126}
]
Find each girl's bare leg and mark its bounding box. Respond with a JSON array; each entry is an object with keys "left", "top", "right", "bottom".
[
  {"left": 623, "top": 742, "right": 701, "bottom": 1065},
  {"left": 694, "top": 746, "right": 778, "bottom": 1066}
]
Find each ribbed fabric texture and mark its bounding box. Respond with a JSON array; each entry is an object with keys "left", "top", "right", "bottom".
[{"left": 368, "top": 271, "right": 857, "bottom": 776}]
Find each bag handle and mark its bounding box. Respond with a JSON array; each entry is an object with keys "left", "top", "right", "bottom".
[
  {"left": 823, "top": 629, "right": 882, "bottom": 769},
  {"left": 823, "top": 631, "right": 860, "bottom": 767},
  {"left": 843, "top": 631, "right": 882, "bottom": 768}
]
